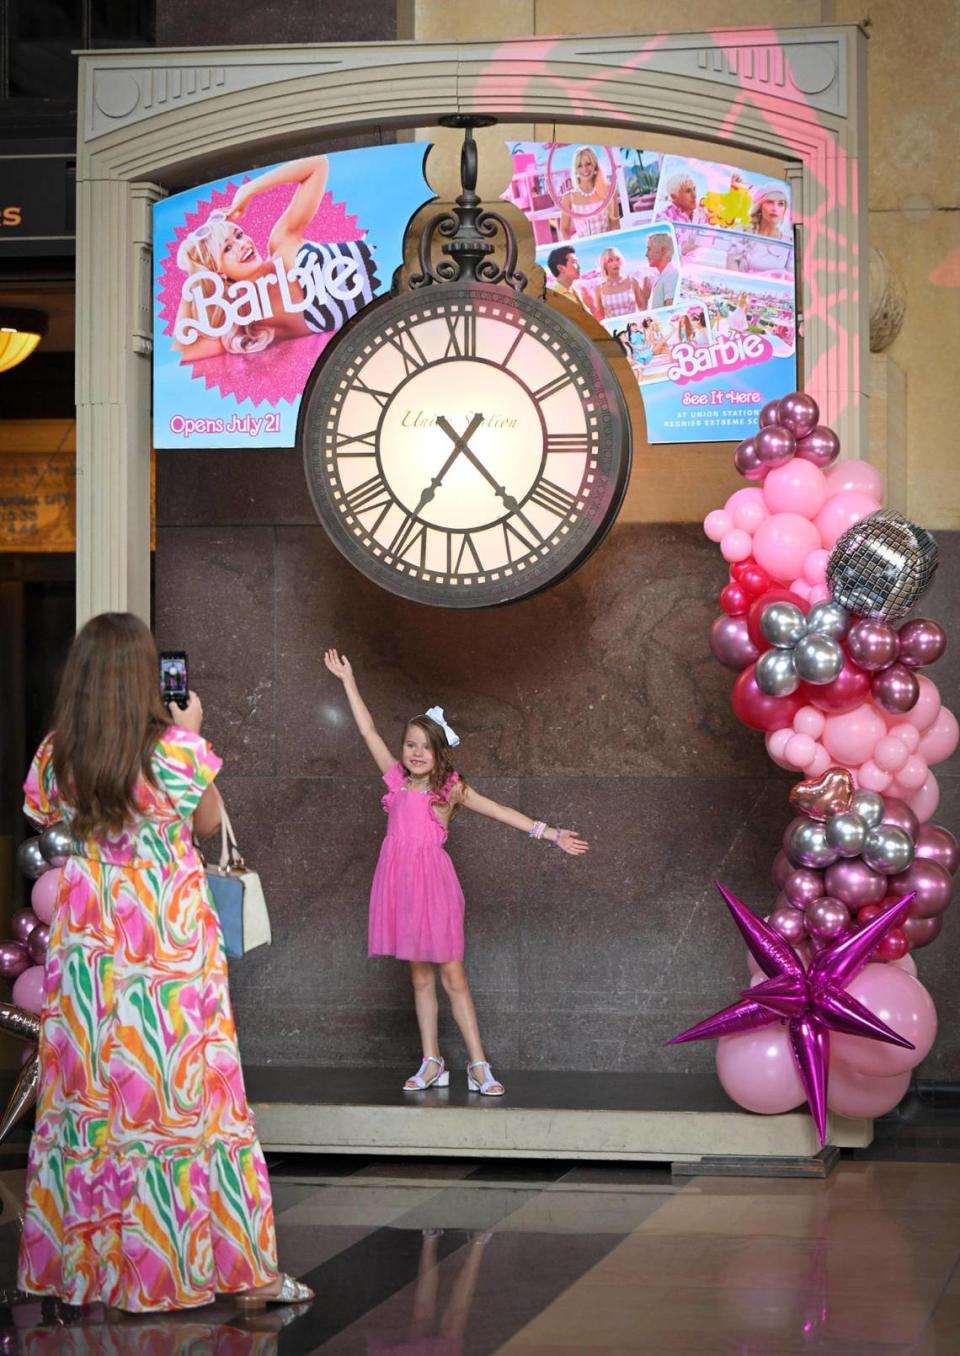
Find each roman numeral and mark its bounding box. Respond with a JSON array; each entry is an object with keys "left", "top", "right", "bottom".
[
  {"left": 501, "top": 326, "right": 526, "bottom": 370},
  {"left": 443, "top": 312, "right": 477, "bottom": 359},
  {"left": 388, "top": 514, "right": 427, "bottom": 567},
  {"left": 502, "top": 516, "right": 540, "bottom": 560},
  {"left": 335, "top": 429, "right": 378, "bottom": 454},
  {"left": 533, "top": 372, "right": 574, "bottom": 402},
  {"left": 353, "top": 377, "right": 392, "bottom": 408},
  {"left": 450, "top": 532, "right": 484, "bottom": 576},
  {"left": 546, "top": 433, "right": 590, "bottom": 455},
  {"left": 529, "top": 478, "right": 577, "bottom": 517},
  {"left": 345, "top": 474, "right": 393, "bottom": 534},
  {"left": 387, "top": 328, "right": 428, "bottom": 375}
]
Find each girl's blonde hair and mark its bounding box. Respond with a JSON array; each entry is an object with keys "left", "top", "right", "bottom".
[{"left": 176, "top": 211, "right": 274, "bottom": 354}]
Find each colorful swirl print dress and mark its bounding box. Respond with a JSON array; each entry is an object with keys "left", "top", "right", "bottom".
[{"left": 18, "top": 727, "right": 278, "bottom": 1312}]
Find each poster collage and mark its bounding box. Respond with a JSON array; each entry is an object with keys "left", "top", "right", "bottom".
[{"left": 502, "top": 144, "right": 797, "bottom": 443}]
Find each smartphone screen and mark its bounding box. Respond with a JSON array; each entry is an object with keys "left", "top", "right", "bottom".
[{"left": 160, "top": 651, "right": 189, "bottom": 702}]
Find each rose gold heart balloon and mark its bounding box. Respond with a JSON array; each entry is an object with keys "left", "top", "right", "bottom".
[{"left": 788, "top": 767, "right": 854, "bottom": 821}]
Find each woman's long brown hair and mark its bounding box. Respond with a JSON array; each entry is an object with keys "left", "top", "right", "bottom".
[
  {"left": 51, "top": 613, "right": 171, "bottom": 838},
  {"left": 403, "top": 716, "right": 468, "bottom": 811}
]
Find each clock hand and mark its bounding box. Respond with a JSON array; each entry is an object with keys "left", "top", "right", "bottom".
[
  {"left": 414, "top": 413, "right": 485, "bottom": 514},
  {"left": 436, "top": 423, "right": 544, "bottom": 542}
]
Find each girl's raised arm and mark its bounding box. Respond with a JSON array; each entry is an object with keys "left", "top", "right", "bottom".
[
  {"left": 456, "top": 784, "right": 588, "bottom": 857},
  {"left": 324, "top": 649, "right": 395, "bottom": 773}
]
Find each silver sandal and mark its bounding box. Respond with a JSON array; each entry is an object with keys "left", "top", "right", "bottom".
[
  {"left": 467, "top": 1060, "right": 505, "bottom": 1096},
  {"left": 235, "top": 1273, "right": 315, "bottom": 1309},
  {"left": 404, "top": 1055, "right": 449, "bottom": 1090}
]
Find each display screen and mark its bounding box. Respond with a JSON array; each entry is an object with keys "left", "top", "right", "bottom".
[{"left": 160, "top": 653, "right": 188, "bottom": 700}]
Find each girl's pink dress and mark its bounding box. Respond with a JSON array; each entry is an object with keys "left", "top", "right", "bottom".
[{"left": 368, "top": 763, "right": 465, "bottom": 963}]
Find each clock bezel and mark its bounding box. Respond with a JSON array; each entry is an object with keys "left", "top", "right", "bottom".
[{"left": 299, "top": 281, "right": 632, "bottom": 608}]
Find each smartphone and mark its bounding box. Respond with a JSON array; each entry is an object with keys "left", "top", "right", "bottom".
[{"left": 160, "top": 651, "right": 189, "bottom": 709}]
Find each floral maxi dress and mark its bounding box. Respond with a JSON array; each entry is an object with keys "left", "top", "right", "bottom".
[{"left": 18, "top": 727, "right": 278, "bottom": 1312}]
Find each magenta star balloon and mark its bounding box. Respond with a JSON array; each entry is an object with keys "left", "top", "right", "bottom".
[{"left": 669, "top": 883, "right": 917, "bottom": 1144}]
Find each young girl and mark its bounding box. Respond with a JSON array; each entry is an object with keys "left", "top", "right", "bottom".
[{"left": 324, "top": 650, "right": 588, "bottom": 1097}]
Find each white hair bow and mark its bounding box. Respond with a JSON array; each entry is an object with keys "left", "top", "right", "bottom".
[{"left": 424, "top": 706, "right": 460, "bottom": 748}]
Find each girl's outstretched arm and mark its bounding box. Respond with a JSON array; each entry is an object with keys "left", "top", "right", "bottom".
[
  {"left": 323, "top": 649, "right": 395, "bottom": 773},
  {"left": 456, "top": 785, "right": 588, "bottom": 856}
]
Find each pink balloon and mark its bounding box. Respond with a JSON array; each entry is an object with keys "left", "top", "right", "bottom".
[
  {"left": 755, "top": 424, "right": 796, "bottom": 468},
  {"left": 830, "top": 964, "right": 936, "bottom": 1076},
  {"left": 903, "top": 675, "right": 941, "bottom": 732},
  {"left": 873, "top": 737, "right": 910, "bottom": 774},
  {"left": 734, "top": 437, "right": 767, "bottom": 481},
  {"left": 919, "top": 707, "right": 959, "bottom": 765},
  {"left": 827, "top": 1064, "right": 911, "bottom": 1119},
  {"left": 857, "top": 759, "right": 892, "bottom": 792},
  {"left": 914, "top": 824, "right": 960, "bottom": 875},
  {"left": 806, "top": 744, "right": 832, "bottom": 777},
  {"left": 795, "top": 425, "right": 840, "bottom": 470},
  {"left": 824, "top": 458, "right": 885, "bottom": 502},
  {"left": 732, "top": 499, "right": 768, "bottom": 533},
  {"left": 752, "top": 513, "right": 822, "bottom": 584},
  {"left": 814, "top": 492, "right": 882, "bottom": 550},
  {"left": 784, "top": 733, "right": 817, "bottom": 769},
  {"left": 896, "top": 755, "right": 929, "bottom": 791},
  {"left": 704, "top": 509, "right": 732, "bottom": 542},
  {"left": 888, "top": 722, "right": 920, "bottom": 753},
  {"left": 759, "top": 398, "right": 782, "bottom": 427},
  {"left": 822, "top": 703, "right": 886, "bottom": 765},
  {"left": 763, "top": 459, "right": 828, "bottom": 517},
  {"left": 908, "top": 772, "right": 940, "bottom": 823},
  {"left": 802, "top": 548, "right": 830, "bottom": 585},
  {"left": 807, "top": 584, "right": 832, "bottom": 605},
  {"left": 12, "top": 964, "right": 46, "bottom": 1016},
  {"left": 30, "top": 866, "right": 63, "bottom": 926},
  {"left": 889, "top": 952, "right": 918, "bottom": 977},
  {"left": 789, "top": 578, "right": 813, "bottom": 602},
  {"left": 724, "top": 487, "right": 767, "bottom": 516},
  {"left": 710, "top": 614, "right": 760, "bottom": 671},
  {"left": 716, "top": 1025, "right": 806, "bottom": 1115},
  {"left": 721, "top": 528, "right": 753, "bottom": 563},
  {"left": 776, "top": 392, "right": 820, "bottom": 438},
  {"left": 766, "top": 727, "right": 795, "bottom": 769},
  {"left": 793, "top": 705, "right": 825, "bottom": 738}
]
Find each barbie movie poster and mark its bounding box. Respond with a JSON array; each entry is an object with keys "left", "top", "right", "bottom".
[
  {"left": 153, "top": 144, "right": 433, "bottom": 449},
  {"left": 503, "top": 145, "right": 797, "bottom": 443}
]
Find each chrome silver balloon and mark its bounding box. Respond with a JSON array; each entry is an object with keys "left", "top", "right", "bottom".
[
  {"left": 760, "top": 601, "right": 808, "bottom": 649},
  {"left": 825, "top": 811, "right": 868, "bottom": 858},
  {"left": 15, "top": 838, "right": 51, "bottom": 880},
  {"left": 826, "top": 510, "right": 939, "bottom": 621},
  {"left": 861, "top": 825, "right": 916, "bottom": 875},
  {"left": 805, "top": 600, "right": 850, "bottom": 641},
  {"left": 849, "top": 789, "right": 886, "bottom": 829},
  {"left": 793, "top": 633, "right": 844, "bottom": 685},
  {"left": 787, "top": 818, "right": 840, "bottom": 869},
  {"left": 39, "top": 821, "right": 73, "bottom": 868},
  {"left": 756, "top": 647, "right": 800, "bottom": 696}
]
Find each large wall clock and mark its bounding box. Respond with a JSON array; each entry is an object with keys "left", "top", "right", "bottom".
[{"left": 300, "top": 280, "right": 631, "bottom": 608}]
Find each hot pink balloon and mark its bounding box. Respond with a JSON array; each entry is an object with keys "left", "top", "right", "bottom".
[
  {"left": 914, "top": 824, "right": 960, "bottom": 875},
  {"left": 897, "top": 619, "right": 947, "bottom": 669},
  {"left": 903, "top": 675, "right": 941, "bottom": 732},
  {"left": 830, "top": 964, "right": 936, "bottom": 1076},
  {"left": 804, "top": 657, "right": 872, "bottom": 715},
  {"left": 889, "top": 858, "right": 952, "bottom": 919},
  {"left": 822, "top": 703, "right": 886, "bottom": 765},
  {"left": 12, "top": 964, "right": 46, "bottom": 1016},
  {"left": 814, "top": 492, "right": 882, "bottom": 550},
  {"left": 755, "top": 424, "right": 796, "bottom": 468},
  {"left": 762, "top": 459, "right": 828, "bottom": 518},
  {"left": 732, "top": 665, "right": 804, "bottom": 732},
  {"left": 824, "top": 459, "right": 884, "bottom": 502},
  {"left": 30, "top": 866, "right": 62, "bottom": 926},
  {"left": 776, "top": 392, "right": 819, "bottom": 439},
  {"left": 704, "top": 509, "right": 732, "bottom": 542},
  {"left": 795, "top": 426, "right": 840, "bottom": 469},
  {"left": 919, "top": 707, "right": 959, "bottom": 764},
  {"left": 907, "top": 771, "right": 940, "bottom": 823},
  {"left": 825, "top": 858, "right": 888, "bottom": 908},
  {"left": 710, "top": 615, "right": 759, "bottom": 671},
  {"left": 721, "top": 528, "right": 753, "bottom": 563},
  {"left": 826, "top": 1064, "right": 911, "bottom": 1119},
  {"left": 716, "top": 1025, "right": 807, "bottom": 1115},
  {"left": 752, "top": 513, "right": 822, "bottom": 584}
]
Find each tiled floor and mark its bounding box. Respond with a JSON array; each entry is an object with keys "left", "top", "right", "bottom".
[{"left": 0, "top": 1150, "right": 959, "bottom": 1353}]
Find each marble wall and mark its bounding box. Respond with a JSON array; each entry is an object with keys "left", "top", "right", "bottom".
[{"left": 155, "top": 452, "right": 959, "bottom": 1077}]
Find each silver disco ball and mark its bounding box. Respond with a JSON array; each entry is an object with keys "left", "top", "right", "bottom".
[{"left": 826, "top": 510, "right": 938, "bottom": 621}]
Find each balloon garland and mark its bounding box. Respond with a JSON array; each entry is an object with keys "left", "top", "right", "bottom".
[{"left": 684, "top": 392, "right": 956, "bottom": 1141}]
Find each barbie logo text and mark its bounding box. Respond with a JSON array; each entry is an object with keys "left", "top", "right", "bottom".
[
  {"left": 668, "top": 333, "right": 773, "bottom": 384},
  {"left": 173, "top": 252, "right": 368, "bottom": 344}
]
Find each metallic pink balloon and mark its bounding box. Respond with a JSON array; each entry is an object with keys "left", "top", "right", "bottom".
[
  {"left": 755, "top": 424, "right": 796, "bottom": 468},
  {"left": 0, "top": 940, "right": 30, "bottom": 981},
  {"left": 824, "top": 858, "right": 888, "bottom": 907},
  {"left": 734, "top": 436, "right": 766, "bottom": 481},
  {"left": 770, "top": 905, "right": 808, "bottom": 944},
  {"left": 871, "top": 663, "right": 920, "bottom": 714},
  {"left": 795, "top": 425, "right": 840, "bottom": 469},
  {"left": 772, "top": 850, "right": 793, "bottom": 890},
  {"left": 710, "top": 614, "right": 759, "bottom": 671},
  {"left": 10, "top": 909, "right": 39, "bottom": 945},
  {"left": 914, "top": 824, "right": 960, "bottom": 875},
  {"left": 783, "top": 868, "right": 825, "bottom": 908},
  {"left": 897, "top": 619, "right": 947, "bottom": 668},
  {"left": 777, "top": 392, "right": 820, "bottom": 440},
  {"left": 804, "top": 895, "right": 851, "bottom": 940},
  {"left": 846, "top": 619, "right": 900, "bottom": 672},
  {"left": 26, "top": 924, "right": 49, "bottom": 966},
  {"left": 881, "top": 797, "right": 920, "bottom": 840},
  {"left": 902, "top": 914, "right": 942, "bottom": 949},
  {"left": 889, "top": 859, "right": 953, "bottom": 918},
  {"left": 759, "top": 399, "right": 782, "bottom": 427}
]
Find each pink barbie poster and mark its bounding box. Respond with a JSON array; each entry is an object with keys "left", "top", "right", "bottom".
[
  {"left": 503, "top": 144, "right": 797, "bottom": 444},
  {"left": 153, "top": 144, "right": 433, "bottom": 449}
]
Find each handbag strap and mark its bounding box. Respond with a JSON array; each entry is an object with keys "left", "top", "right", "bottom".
[{"left": 218, "top": 805, "right": 245, "bottom": 872}]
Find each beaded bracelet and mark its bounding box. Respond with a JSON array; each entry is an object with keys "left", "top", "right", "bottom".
[{"left": 529, "top": 821, "right": 562, "bottom": 846}]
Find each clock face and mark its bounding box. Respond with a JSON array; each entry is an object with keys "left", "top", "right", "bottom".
[{"left": 300, "top": 282, "right": 631, "bottom": 607}]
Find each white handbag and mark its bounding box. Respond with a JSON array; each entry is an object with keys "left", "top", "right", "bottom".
[{"left": 204, "top": 807, "right": 272, "bottom": 958}]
